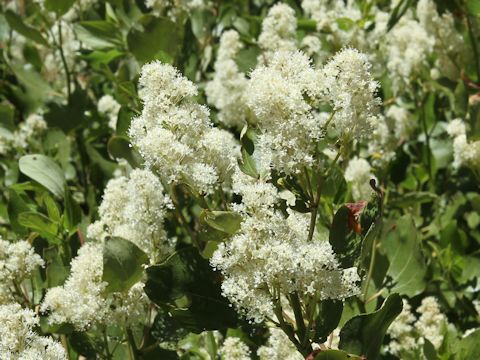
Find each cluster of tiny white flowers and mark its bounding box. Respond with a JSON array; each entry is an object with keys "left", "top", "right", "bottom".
[
  {"left": 205, "top": 30, "right": 249, "bottom": 129},
  {"left": 0, "top": 303, "right": 67, "bottom": 359},
  {"left": 41, "top": 243, "right": 108, "bottom": 330},
  {"left": 211, "top": 171, "right": 360, "bottom": 322},
  {"left": 218, "top": 337, "right": 251, "bottom": 360},
  {"left": 301, "top": 0, "right": 364, "bottom": 50},
  {"left": 386, "top": 299, "right": 418, "bottom": 356},
  {"left": 386, "top": 104, "right": 415, "bottom": 140},
  {"left": 257, "top": 327, "right": 303, "bottom": 360},
  {"left": 445, "top": 119, "right": 480, "bottom": 170},
  {"left": 0, "top": 238, "right": 44, "bottom": 304},
  {"left": 87, "top": 168, "right": 173, "bottom": 262},
  {"left": 416, "top": 0, "right": 466, "bottom": 80},
  {"left": 387, "top": 297, "right": 448, "bottom": 357},
  {"left": 246, "top": 50, "right": 324, "bottom": 173},
  {"left": 258, "top": 4, "right": 297, "bottom": 56},
  {"left": 383, "top": 14, "right": 434, "bottom": 93},
  {"left": 345, "top": 157, "right": 376, "bottom": 201},
  {"left": 415, "top": 296, "right": 448, "bottom": 349},
  {"left": 98, "top": 94, "right": 121, "bottom": 130},
  {"left": 129, "top": 61, "right": 240, "bottom": 194},
  {"left": 0, "top": 113, "right": 48, "bottom": 155},
  {"left": 322, "top": 48, "right": 381, "bottom": 139}
]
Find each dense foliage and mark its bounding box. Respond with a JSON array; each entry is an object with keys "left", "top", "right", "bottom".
[{"left": 1, "top": 0, "right": 480, "bottom": 359}]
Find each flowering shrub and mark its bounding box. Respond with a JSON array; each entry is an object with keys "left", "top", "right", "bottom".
[{"left": 1, "top": 0, "right": 480, "bottom": 359}]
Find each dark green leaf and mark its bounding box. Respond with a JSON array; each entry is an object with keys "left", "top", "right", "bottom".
[
  {"left": 127, "top": 15, "right": 184, "bottom": 63},
  {"left": 329, "top": 206, "right": 361, "bottom": 268},
  {"left": 75, "top": 21, "right": 122, "bottom": 49},
  {"left": 44, "top": 0, "right": 75, "bottom": 15},
  {"left": 339, "top": 294, "right": 403, "bottom": 360},
  {"left": 314, "top": 349, "right": 363, "bottom": 360},
  {"left": 144, "top": 247, "right": 237, "bottom": 331},
  {"left": 107, "top": 135, "right": 141, "bottom": 167},
  {"left": 102, "top": 237, "right": 149, "bottom": 293},
  {"left": 456, "top": 329, "right": 480, "bottom": 358},
  {"left": 314, "top": 300, "right": 343, "bottom": 343},
  {"left": 18, "top": 211, "right": 58, "bottom": 237},
  {"left": 63, "top": 188, "right": 82, "bottom": 232}
]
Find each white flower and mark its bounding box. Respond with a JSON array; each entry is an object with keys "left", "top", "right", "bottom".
[
  {"left": 98, "top": 94, "right": 121, "bottom": 130},
  {"left": 206, "top": 30, "right": 248, "bottom": 129},
  {"left": 386, "top": 299, "right": 418, "bottom": 356},
  {"left": 345, "top": 157, "right": 376, "bottom": 201},
  {"left": 219, "top": 337, "right": 251, "bottom": 360},
  {"left": 41, "top": 243, "right": 107, "bottom": 330},
  {"left": 0, "top": 303, "right": 66, "bottom": 359},
  {"left": 258, "top": 4, "right": 297, "bottom": 55},
  {"left": 0, "top": 238, "right": 44, "bottom": 303},
  {"left": 446, "top": 118, "right": 466, "bottom": 138},
  {"left": 386, "top": 104, "right": 415, "bottom": 139},
  {"left": 257, "top": 328, "right": 303, "bottom": 360},
  {"left": 87, "top": 169, "right": 173, "bottom": 262},
  {"left": 322, "top": 48, "right": 381, "bottom": 139},
  {"left": 415, "top": 296, "right": 447, "bottom": 349},
  {"left": 130, "top": 61, "right": 240, "bottom": 194},
  {"left": 212, "top": 174, "right": 360, "bottom": 322}
]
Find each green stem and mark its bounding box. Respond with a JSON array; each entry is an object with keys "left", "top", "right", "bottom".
[
  {"left": 126, "top": 329, "right": 139, "bottom": 360},
  {"left": 57, "top": 20, "right": 72, "bottom": 98},
  {"left": 466, "top": 12, "right": 480, "bottom": 81},
  {"left": 289, "top": 292, "right": 307, "bottom": 345}
]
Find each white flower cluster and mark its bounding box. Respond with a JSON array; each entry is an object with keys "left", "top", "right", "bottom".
[
  {"left": 257, "top": 328, "right": 303, "bottom": 360},
  {"left": 301, "top": 0, "right": 363, "bottom": 50},
  {"left": 206, "top": 30, "right": 249, "bottom": 129},
  {"left": 129, "top": 61, "right": 240, "bottom": 195},
  {"left": 0, "top": 114, "right": 47, "bottom": 156},
  {"left": 41, "top": 242, "right": 150, "bottom": 331},
  {"left": 0, "top": 238, "right": 44, "bottom": 304},
  {"left": 258, "top": 4, "right": 297, "bottom": 56},
  {"left": 446, "top": 119, "right": 480, "bottom": 170},
  {"left": 211, "top": 171, "right": 360, "bottom": 322},
  {"left": 345, "top": 157, "right": 376, "bottom": 201},
  {"left": 87, "top": 169, "right": 173, "bottom": 262},
  {"left": 41, "top": 243, "right": 107, "bottom": 330},
  {"left": 218, "top": 337, "right": 251, "bottom": 360},
  {"left": 98, "top": 94, "right": 121, "bottom": 130},
  {"left": 322, "top": 48, "right": 381, "bottom": 139},
  {"left": 247, "top": 50, "right": 324, "bottom": 173},
  {"left": 386, "top": 104, "right": 415, "bottom": 140},
  {"left": 0, "top": 303, "right": 66, "bottom": 360},
  {"left": 387, "top": 297, "right": 448, "bottom": 357}
]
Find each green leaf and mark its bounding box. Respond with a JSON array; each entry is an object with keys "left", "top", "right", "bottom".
[
  {"left": 144, "top": 247, "right": 237, "bottom": 331},
  {"left": 75, "top": 21, "right": 122, "bottom": 49},
  {"left": 467, "top": 0, "right": 480, "bottom": 16},
  {"left": 69, "top": 331, "right": 99, "bottom": 357},
  {"left": 380, "top": 215, "right": 427, "bottom": 296},
  {"left": 339, "top": 294, "right": 403, "bottom": 360},
  {"left": 127, "top": 15, "right": 184, "bottom": 64},
  {"left": 107, "top": 135, "right": 141, "bottom": 167},
  {"left": 335, "top": 17, "right": 355, "bottom": 31},
  {"left": 18, "top": 211, "right": 58, "bottom": 237},
  {"left": 19, "top": 154, "right": 65, "bottom": 198},
  {"left": 387, "top": 0, "right": 413, "bottom": 32},
  {"left": 42, "top": 193, "right": 61, "bottom": 223},
  {"left": 4, "top": 10, "right": 49, "bottom": 46},
  {"left": 314, "top": 350, "right": 363, "bottom": 360},
  {"left": 389, "top": 192, "right": 437, "bottom": 208},
  {"left": 63, "top": 188, "right": 82, "bottom": 232},
  {"left": 80, "top": 49, "right": 125, "bottom": 68},
  {"left": 329, "top": 206, "right": 361, "bottom": 268},
  {"left": 314, "top": 300, "right": 343, "bottom": 343},
  {"left": 201, "top": 210, "right": 243, "bottom": 235},
  {"left": 102, "top": 237, "right": 149, "bottom": 293},
  {"left": 44, "top": 0, "right": 75, "bottom": 15},
  {"left": 456, "top": 329, "right": 480, "bottom": 358},
  {"left": 238, "top": 147, "right": 258, "bottom": 178},
  {"left": 7, "top": 189, "right": 30, "bottom": 234},
  {"left": 44, "top": 246, "right": 69, "bottom": 287}
]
